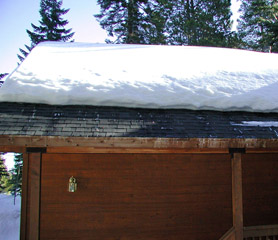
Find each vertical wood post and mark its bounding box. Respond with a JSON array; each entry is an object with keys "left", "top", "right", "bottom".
[
  {"left": 27, "top": 152, "right": 41, "bottom": 240},
  {"left": 20, "top": 152, "right": 29, "bottom": 240},
  {"left": 21, "top": 148, "right": 45, "bottom": 240},
  {"left": 232, "top": 152, "right": 243, "bottom": 240}
]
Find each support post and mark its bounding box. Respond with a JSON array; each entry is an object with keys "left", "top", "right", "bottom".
[
  {"left": 27, "top": 152, "right": 41, "bottom": 240},
  {"left": 231, "top": 152, "right": 244, "bottom": 240},
  {"left": 20, "top": 152, "right": 28, "bottom": 240},
  {"left": 21, "top": 147, "right": 45, "bottom": 240}
]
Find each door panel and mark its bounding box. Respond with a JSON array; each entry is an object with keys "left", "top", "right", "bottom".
[{"left": 40, "top": 153, "right": 232, "bottom": 240}]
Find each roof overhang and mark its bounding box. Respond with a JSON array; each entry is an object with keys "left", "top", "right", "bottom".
[{"left": 2, "top": 135, "right": 278, "bottom": 154}]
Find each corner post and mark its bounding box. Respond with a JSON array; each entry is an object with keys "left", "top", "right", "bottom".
[
  {"left": 21, "top": 147, "right": 46, "bottom": 240},
  {"left": 20, "top": 152, "right": 29, "bottom": 240},
  {"left": 230, "top": 148, "right": 245, "bottom": 240}
]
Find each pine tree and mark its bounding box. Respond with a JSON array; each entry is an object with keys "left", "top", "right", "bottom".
[
  {"left": 237, "top": 0, "right": 278, "bottom": 52},
  {"left": 96, "top": 0, "right": 237, "bottom": 47},
  {"left": 18, "top": 0, "right": 74, "bottom": 62},
  {"left": 95, "top": 0, "right": 168, "bottom": 44},
  {"left": 17, "top": 44, "right": 33, "bottom": 63},
  {"left": 0, "top": 73, "right": 8, "bottom": 87},
  {"left": 0, "top": 73, "right": 8, "bottom": 80},
  {"left": 166, "top": 0, "right": 236, "bottom": 47},
  {"left": 141, "top": 1, "right": 169, "bottom": 44},
  {"left": 28, "top": 0, "right": 74, "bottom": 44},
  {"left": 6, "top": 154, "right": 23, "bottom": 198},
  {"left": 0, "top": 155, "right": 9, "bottom": 193}
]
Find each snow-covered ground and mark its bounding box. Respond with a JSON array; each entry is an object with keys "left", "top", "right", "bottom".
[
  {"left": 1, "top": 42, "right": 278, "bottom": 112},
  {"left": 0, "top": 194, "right": 21, "bottom": 240}
]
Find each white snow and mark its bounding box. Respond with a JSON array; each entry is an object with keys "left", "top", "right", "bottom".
[
  {"left": 2, "top": 153, "right": 15, "bottom": 171},
  {"left": 0, "top": 194, "right": 21, "bottom": 240},
  {"left": 1, "top": 42, "right": 278, "bottom": 112},
  {"left": 233, "top": 121, "right": 278, "bottom": 127}
]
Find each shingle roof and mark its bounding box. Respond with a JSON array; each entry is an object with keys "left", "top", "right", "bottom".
[{"left": 1, "top": 102, "right": 278, "bottom": 139}]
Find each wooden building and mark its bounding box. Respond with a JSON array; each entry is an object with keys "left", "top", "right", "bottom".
[{"left": 1, "top": 102, "right": 278, "bottom": 240}]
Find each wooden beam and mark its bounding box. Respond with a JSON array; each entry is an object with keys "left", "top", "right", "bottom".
[
  {"left": 25, "top": 152, "right": 41, "bottom": 240},
  {"left": 2, "top": 135, "right": 278, "bottom": 150},
  {"left": 232, "top": 153, "right": 243, "bottom": 240},
  {"left": 0, "top": 146, "right": 25, "bottom": 153},
  {"left": 246, "top": 148, "right": 278, "bottom": 153},
  {"left": 46, "top": 146, "right": 228, "bottom": 154},
  {"left": 219, "top": 227, "right": 235, "bottom": 240}
]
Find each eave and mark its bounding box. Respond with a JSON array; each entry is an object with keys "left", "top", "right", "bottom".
[{"left": 2, "top": 135, "right": 278, "bottom": 154}]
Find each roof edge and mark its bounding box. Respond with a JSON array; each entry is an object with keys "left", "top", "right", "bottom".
[{"left": 1, "top": 135, "right": 278, "bottom": 153}]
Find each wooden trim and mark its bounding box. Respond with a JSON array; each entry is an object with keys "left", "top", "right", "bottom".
[
  {"left": 246, "top": 148, "right": 278, "bottom": 153},
  {"left": 46, "top": 147, "right": 228, "bottom": 154},
  {"left": 232, "top": 153, "right": 243, "bottom": 240},
  {"left": 20, "top": 153, "right": 28, "bottom": 240},
  {"left": 243, "top": 224, "right": 278, "bottom": 238},
  {"left": 2, "top": 135, "right": 278, "bottom": 151},
  {"left": 0, "top": 146, "right": 25, "bottom": 153},
  {"left": 26, "top": 152, "right": 41, "bottom": 240},
  {"left": 219, "top": 227, "right": 236, "bottom": 240}
]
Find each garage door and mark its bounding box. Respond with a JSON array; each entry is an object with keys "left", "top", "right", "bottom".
[{"left": 40, "top": 153, "right": 232, "bottom": 240}]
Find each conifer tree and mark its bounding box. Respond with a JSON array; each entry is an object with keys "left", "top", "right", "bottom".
[
  {"left": 237, "top": 0, "right": 278, "bottom": 52},
  {"left": 95, "top": 0, "right": 168, "bottom": 44},
  {"left": 96, "top": 0, "right": 237, "bottom": 47},
  {"left": 0, "top": 73, "right": 8, "bottom": 80},
  {"left": 0, "top": 73, "right": 8, "bottom": 87},
  {"left": 5, "top": 154, "right": 23, "bottom": 198},
  {"left": 0, "top": 155, "right": 9, "bottom": 193},
  {"left": 28, "top": 0, "right": 74, "bottom": 44},
  {"left": 142, "top": 1, "right": 169, "bottom": 44},
  {"left": 167, "top": 0, "right": 235, "bottom": 47},
  {"left": 17, "top": 45, "right": 33, "bottom": 63},
  {"left": 17, "top": 0, "right": 74, "bottom": 62}
]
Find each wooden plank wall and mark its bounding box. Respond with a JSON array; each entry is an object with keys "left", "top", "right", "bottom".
[
  {"left": 39, "top": 153, "right": 232, "bottom": 240},
  {"left": 242, "top": 153, "right": 278, "bottom": 227}
]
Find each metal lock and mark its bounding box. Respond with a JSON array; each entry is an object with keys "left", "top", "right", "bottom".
[{"left": 68, "top": 176, "right": 77, "bottom": 192}]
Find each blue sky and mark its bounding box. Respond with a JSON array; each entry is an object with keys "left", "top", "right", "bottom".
[
  {"left": 0, "top": 0, "right": 107, "bottom": 73},
  {"left": 0, "top": 0, "right": 240, "bottom": 74}
]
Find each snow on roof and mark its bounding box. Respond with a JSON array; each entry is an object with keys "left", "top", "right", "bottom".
[{"left": 1, "top": 42, "right": 278, "bottom": 112}]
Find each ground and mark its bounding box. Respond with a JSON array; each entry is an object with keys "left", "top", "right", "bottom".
[{"left": 0, "top": 193, "right": 21, "bottom": 240}]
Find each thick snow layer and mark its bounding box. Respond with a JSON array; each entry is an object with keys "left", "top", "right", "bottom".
[
  {"left": 1, "top": 42, "right": 278, "bottom": 112},
  {"left": 0, "top": 194, "right": 21, "bottom": 240}
]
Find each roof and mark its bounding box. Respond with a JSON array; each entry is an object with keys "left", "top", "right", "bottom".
[
  {"left": 1, "top": 42, "right": 278, "bottom": 112},
  {"left": 1, "top": 102, "right": 278, "bottom": 139}
]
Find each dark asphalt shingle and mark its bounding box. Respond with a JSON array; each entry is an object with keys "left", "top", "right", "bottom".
[{"left": 1, "top": 102, "right": 278, "bottom": 139}]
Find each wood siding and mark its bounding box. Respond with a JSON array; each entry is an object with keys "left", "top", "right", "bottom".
[
  {"left": 242, "top": 153, "right": 278, "bottom": 227},
  {"left": 40, "top": 153, "right": 232, "bottom": 240}
]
